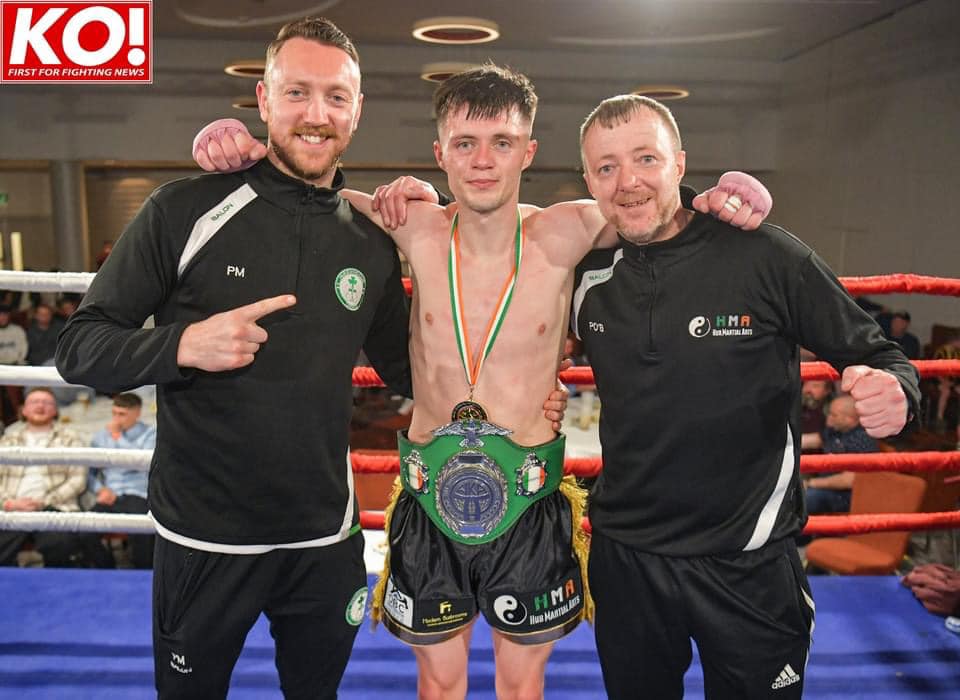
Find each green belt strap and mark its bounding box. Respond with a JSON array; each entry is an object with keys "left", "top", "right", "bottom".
[{"left": 397, "top": 428, "right": 566, "bottom": 545}]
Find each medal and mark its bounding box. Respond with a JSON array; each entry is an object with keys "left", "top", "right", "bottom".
[
  {"left": 451, "top": 400, "right": 487, "bottom": 422},
  {"left": 448, "top": 209, "right": 524, "bottom": 423}
]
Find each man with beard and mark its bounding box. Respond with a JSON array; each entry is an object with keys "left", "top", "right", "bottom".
[
  {"left": 0, "top": 388, "right": 111, "bottom": 568},
  {"left": 56, "top": 18, "right": 414, "bottom": 699}
]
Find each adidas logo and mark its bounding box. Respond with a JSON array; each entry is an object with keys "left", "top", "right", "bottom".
[{"left": 771, "top": 663, "right": 801, "bottom": 689}]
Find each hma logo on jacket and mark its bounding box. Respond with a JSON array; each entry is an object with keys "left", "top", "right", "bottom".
[{"left": 688, "top": 313, "right": 753, "bottom": 338}]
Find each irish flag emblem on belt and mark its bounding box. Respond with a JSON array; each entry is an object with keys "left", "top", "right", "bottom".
[
  {"left": 516, "top": 453, "right": 547, "bottom": 497},
  {"left": 403, "top": 449, "right": 429, "bottom": 494}
]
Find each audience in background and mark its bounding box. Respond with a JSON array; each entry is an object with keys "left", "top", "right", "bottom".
[
  {"left": 0, "top": 304, "right": 28, "bottom": 426},
  {"left": 902, "top": 564, "right": 960, "bottom": 617},
  {"left": 88, "top": 393, "right": 155, "bottom": 568},
  {"left": 25, "top": 304, "right": 64, "bottom": 366},
  {"left": 0, "top": 306, "right": 27, "bottom": 367},
  {"left": 0, "top": 388, "right": 112, "bottom": 567},
  {"left": 932, "top": 331, "right": 960, "bottom": 449},
  {"left": 94, "top": 240, "right": 113, "bottom": 270},
  {"left": 885, "top": 310, "right": 921, "bottom": 360},
  {"left": 55, "top": 295, "right": 81, "bottom": 323},
  {"left": 800, "top": 379, "right": 834, "bottom": 452},
  {"left": 803, "top": 394, "right": 879, "bottom": 515}
]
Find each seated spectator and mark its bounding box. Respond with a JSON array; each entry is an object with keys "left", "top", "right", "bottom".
[
  {"left": 902, "top": 564, "right": 960, "bottom": 617},
  {"left": 55, "top": 294, "right": 81, "bottom": 323},
  {"left": 0, "top": 388, "right": 113, "bottom": 567},
  {"left": 0, "top": 304, "right": 28, "bottom": 426},
  {"left": 25, "top": 304, "right": 64, "bottom": 367},
  {"left": 932, "top": 331, "right": 960, "bottom": 448},
  {"left": 886, "top": 310, "right": 921, "bottom": 360},
  {"left": 855, "top": 296, "right": 889, "bottom": 325},
  {"left": 95, "top": 240, "right": 113, "bottom": 270},
  {"left": 800, "top": 379, "right": 834, "bottom": 452},
  {"left": 804, "top": 394, "right": 878, "bottom": 515},
  {"left": 89, "top": 393, "right": 155, "bottom": 568}
]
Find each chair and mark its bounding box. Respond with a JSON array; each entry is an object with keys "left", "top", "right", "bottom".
[
  {"left": 805, "top": 471, "right": 927, "bottom": 575},
  {"left": 910, "top": 470, "right": 960, "bottom": 567}
]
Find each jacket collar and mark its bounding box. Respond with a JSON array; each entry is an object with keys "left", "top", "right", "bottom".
[
  {"left": 240, "top": 158, "right": 345, "bottom": 214},
  {"left": 618, "top": 211, "right": 716, "bottom": 265}
]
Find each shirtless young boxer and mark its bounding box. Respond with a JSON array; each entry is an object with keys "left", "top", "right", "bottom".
[{"left": 195, "top": 63, "right": 770, "bottom": 700}]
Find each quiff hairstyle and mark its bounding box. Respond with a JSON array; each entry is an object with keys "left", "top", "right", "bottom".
[
  {"left": 112, "top": 393, "right": 142, "bottom": 409},
  {"left": 433, "top": 63, "right": 538, "bottom": 131},
  {"left": 579, "top": 94, "right": 682, "bottom": 160},
  {"left": 263, "top": 17, "right": 359, "bottom": 88}
]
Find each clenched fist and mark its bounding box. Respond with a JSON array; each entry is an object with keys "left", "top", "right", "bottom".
[{"left": 841, "top": 365, "right": 909, "bottom": 437}]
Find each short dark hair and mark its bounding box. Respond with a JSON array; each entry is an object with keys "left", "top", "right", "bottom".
[
  {"left": 265, "top": 17, "right": 359, "bottom": 84},
  {"left": 112, "top": 393, "right": 142, "bottom": 409},
  {"left": 892, "top": 310, "right": 911, "bottom": 322},
  {"left": 433, "top": 63, "right": 537, "bottom": 131}
]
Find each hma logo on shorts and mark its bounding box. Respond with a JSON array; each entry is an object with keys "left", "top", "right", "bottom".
[{"left": 0, "top": 1, "right": 153, "bottom": 84}]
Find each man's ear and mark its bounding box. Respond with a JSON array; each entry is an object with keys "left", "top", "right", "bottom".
[
  {"left": 256, "top": 81, "right": 269, "bottom": 125},
  {"left": 582, "top": 170, "right": 596, "bottom": 200},
  {"left": 521, "top": 139, "right": 538, "bottom": 171},
  {"left": 352, "top": 93, "right": 364, "bottom": 134}
]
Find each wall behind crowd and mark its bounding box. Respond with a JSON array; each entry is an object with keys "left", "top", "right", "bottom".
[
  {"left": 766, "top": 0, "right": 959, "bottom": 345},
  {"left": 0, "top": 0, "right": 956, "bottom": 342}
]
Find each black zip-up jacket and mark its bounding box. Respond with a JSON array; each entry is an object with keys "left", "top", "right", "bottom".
[
  {"left": 57, "top": 160, "right": 411, "bottom": 547},
  {"left": 573, "top": 214, "right": 919, "bottom": 556}
]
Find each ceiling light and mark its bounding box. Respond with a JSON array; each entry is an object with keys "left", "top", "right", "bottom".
[
  {"left": 224, "top": 60, "right": 265, "bottom": 78},
  {"left": 412, "top": 17, "right": 499, "bottom": 45},
  {"left": 632, "top": 85, "right": 690, "bottom": 101},
  {"left": 177, "top": 0, "right": 343, "bottom": 28},
  {"left": 420, "top": 62, "right": 479, "bottom": 83},
  {"left": 231, "top": 97, "right": 259, "bottom": 110}
]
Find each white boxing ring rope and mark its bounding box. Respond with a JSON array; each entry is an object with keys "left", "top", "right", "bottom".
[
  {"left": 0, "top": 365, "right": 85, "bottom": 388},
  {"left": 0, "top": 446, "right": 151, "bottom": 469},
  {"left": 0, "top": 511, "right": 156, "bottom": 534},
  {"left": 0, "top": 270, "right": 152, "bottom": 535},
  {"left": 0, "top": 270, "right": 96, "bottom": 294}
]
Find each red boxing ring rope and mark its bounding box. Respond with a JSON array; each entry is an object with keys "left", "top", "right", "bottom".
[
  {"left": 352, "top": 360, "right": 960, "bottom": 388},
  {"left": 838, "top": 274, "right": 960, "bottom": 297},
  {"left": 357, "top": 511, "right": 960, "bottom": 536},
  {"left": 402, "top": 273, "right": 960, "bottom": 298},
  {"left": 350, "top": 451, "right": 960, "bottom": 477}
]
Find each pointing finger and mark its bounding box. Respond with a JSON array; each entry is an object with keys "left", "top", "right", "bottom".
[{"left": 237, "top": 294, "right": 297, "bottom": 321}]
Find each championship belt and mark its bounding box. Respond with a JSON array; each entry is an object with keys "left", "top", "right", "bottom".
[{"left": 398, "top": 421, "right": 565, "bottom": 545}]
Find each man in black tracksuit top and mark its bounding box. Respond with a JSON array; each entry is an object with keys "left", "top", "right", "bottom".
[
  {"left": 575, "top": 95, "right": 920, "bottom": 698},
  {"left": 56, "top": 20, "right": 411, "bottom": 700}
]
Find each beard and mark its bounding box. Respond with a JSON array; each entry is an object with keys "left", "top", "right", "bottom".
[
  {"left": 271, "top": 140, "right": 341, "bottom": 183},
  {"left": 617, "top": 211, "right": 673, "bottom": 245},
  {"left": 615, "top": 194, "right": 681, "bottom": 246}
]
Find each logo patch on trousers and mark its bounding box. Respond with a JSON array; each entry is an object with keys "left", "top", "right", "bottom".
[
  {"left": 170, "top": 650, "right": 192, "bottom": 674},
  {"left": 345, "top": 586, "right": 368, "bottom": 626},
  {"left": 771, "top": 663, "right": 801, "bottom": 689},
  {"left": 384, "top": 577, "right": 414, "bottom": 628}
]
